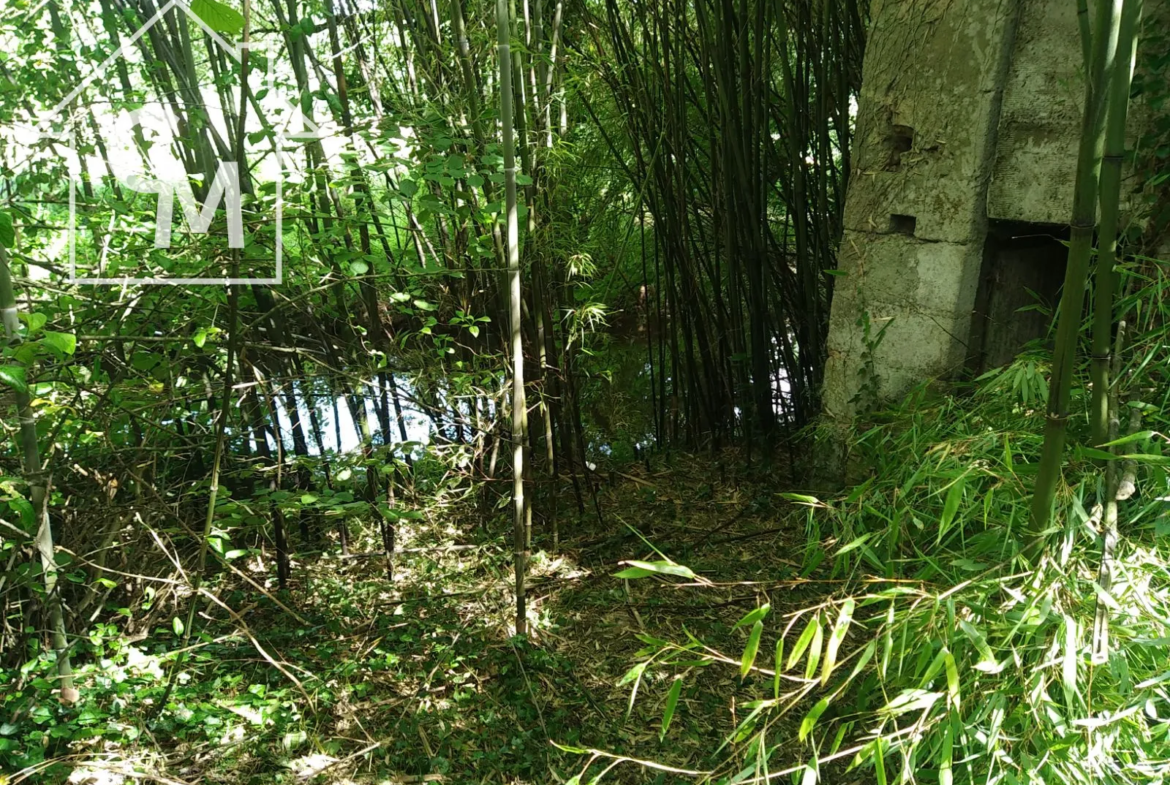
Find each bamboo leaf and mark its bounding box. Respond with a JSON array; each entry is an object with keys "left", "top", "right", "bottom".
[
  {"left": 1118, "top": 453, "right": 1170, "bottom": 465},
  {"left": 880, "top": 689, "right": 943, "bottom": 717},
  {"left": 1063, "top": 614, "right": 1079, "bottom": 711},
  {"left": 938, "top": 476, "right": 965, "bottom": 544},
  {"left": 614, "top": 560, "right": 696, "bottom": 580},
  {"left": 1093, "top": 582, "right": 1121, "bottom": 610},
  {"left": 734, "top": 603, "right": 770, "bottom": 629},
  {"left": 618, "top": 661, "right": 648, "bottom": 718},
  {"left": 787, "top": 615, "right": 818, "bottom": 672},
  {"left": 944, "top": 649, "right": 960, "bottom": 711},
  {"left": 821, "top": 599, "right": 854, "bottom": 686},
  {"left": 0, "top": 211, "right": 13, "bottom": 248},
  {"left": 741, "top": 620, "right": 763, "bottom": 678},
  {"left": 774, "top": 637, "right": 784, "bottom": 699},
  {"left": 836, "top": 533, "right": 871, "bottom": 557},
  {"left": 660, "top": 677, "right": 682, "bottom": 739},
  {"left": 939, "top": 723, "right": 953, "bottom": 785},
  {"left": 805, "top": 618, "right": 824, "bottom": 681},
  {"left": 779, "top": 492, "right": 821, "bottom": 506},
  {"left": 958, "top": 619, "right": 1002, "bottom": 673},
  {"left": 798, "top": 698, "right": 830, "bottom": 743},
  {"left": 1100, "top": 430, "right": 1158, "bottom": 447}
]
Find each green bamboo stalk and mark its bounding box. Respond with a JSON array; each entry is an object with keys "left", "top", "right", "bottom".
[
  {"left": 499, "top": 0, "right": 528, "bottom": 638},
  {"left": 1077, "top": 0, "right": 1093, "bottom": 71},
  {"left": 1090, "top": 0, "right": 1143, "bottom": 449},
  {"left": 1029, "top": 0, "right": 1123, "bottom": 539},
  {"left": 1090, "top": 0, "right": 1143, "bottom": 665},
  {"left": 0, "top": 242, "right": 77, "bottom": 704}
]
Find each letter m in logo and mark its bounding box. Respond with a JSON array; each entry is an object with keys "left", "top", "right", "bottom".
[{"left": 123, "top": 162, "right": 244, "bottom": 249}]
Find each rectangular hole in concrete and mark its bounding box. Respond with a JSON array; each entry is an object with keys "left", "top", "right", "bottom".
[
  {"left": 889, "top": 214, "right": 917, "bottom": 235},
  {"left": 885, "top": 124, "right": 914, "bottom": 170},
  {"left": 969, "top": 220, "right": 1069, "bottom": 372}
]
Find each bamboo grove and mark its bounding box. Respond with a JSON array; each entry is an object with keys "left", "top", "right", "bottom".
[
  {"left": 0, "top": 0, "right": 867, "bottom": 669},
  {"left": 584, "top": 0, "right": 866, "bottom": 443},
  {"left": 4, "top": 0, "right": 1170, "bottom": 782}
]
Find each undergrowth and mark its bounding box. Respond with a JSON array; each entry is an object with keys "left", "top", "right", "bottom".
[
  {"left": 5, "top": 271, "right": 1169, "bottom": 785},
  {"left": 582, "top": 262, "right": 1170, "bottom": 784}
]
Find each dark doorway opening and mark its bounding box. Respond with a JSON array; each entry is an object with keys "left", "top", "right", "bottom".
[{"left": 969, "top": 220, "right": 1068, "bottom": 373}]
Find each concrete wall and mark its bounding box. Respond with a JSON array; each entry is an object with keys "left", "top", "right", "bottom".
[
  {"left": 986, "top": 0, "right": 1083, "bottom": 224},
  {"left": 822, "top": 0, "right": 1162, "bottom": 420},
  {"left": 822, "top": 0, "right": 1022, "bottom": 418}
]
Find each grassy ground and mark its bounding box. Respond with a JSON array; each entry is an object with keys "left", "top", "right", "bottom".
[{"left": 8, "top": 450, "right": 832, "bottom": 785}]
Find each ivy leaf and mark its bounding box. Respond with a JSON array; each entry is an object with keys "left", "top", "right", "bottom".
[
  {"left": 190, "top": 0, "right": 245, "bottom": 36},
  {"left": 40, "top": 331, "right": 77, "bottom": 356},
  {"left": 0, "top": 365, "right": 27, "bottom": 394},
  {"left": 19, "top": 313, "right": 46, "bottom": 334}
]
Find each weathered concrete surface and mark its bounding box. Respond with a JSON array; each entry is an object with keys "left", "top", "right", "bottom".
[
  {"left": 986, "top": 0, "right": 1083, "bottom": 224},
  {"left": 823, "top": 0, "right": 1021, "bottom": 419},
  {"left": 824, "top": 0, "right": 1165, "bottom": 423}
]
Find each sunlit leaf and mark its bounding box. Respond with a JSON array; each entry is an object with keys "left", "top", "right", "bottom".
[
  {"left": 190, "top": 0, "right": 245, "bottom": 35},
  {"left": 734, "top": 603, "right": 770, "bottom": 629},
  {"left": 0, "top": 365, "right": 27, "bottom": 394},
  {"left": 660, "top": 677, "right": 682, "bottom": 739},
  {"left": 799, "top": 698, "right": 829, "bottom": 743},
  {"left": 821, "top": 599, "right": 854, "bottom": 686},
  {"left": 41, "top": 331, "right": 77, "bottom": 356},
  {"left": 787, "top": 615, "right": 818, "bottom": 672},
  {"left": 614, "top": 560, "right": 696, "bottom": 580},
  {"left": 740, "top": 620, "right": 763, "bottom": 678}
]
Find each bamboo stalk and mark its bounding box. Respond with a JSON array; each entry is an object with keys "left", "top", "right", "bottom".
[
  {"left": 1091, "top": 0, "right": 1143, "bottom": 665},
  {"left": 498, "top": 0, "right": 528, "bottom": 638},
  {"left": 0, "top": 243, "right": 77, "bottom": 705},
  {"left": 1029, "top": 0, "right": 1124, "bottom": 540},
  {"left": 1090, "top": 0, "right": 1143, "bottom": 448}
]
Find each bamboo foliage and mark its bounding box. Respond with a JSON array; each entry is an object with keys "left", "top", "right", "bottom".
[{"left": 0, "top": 244, "right": 77, "bottom": 705}]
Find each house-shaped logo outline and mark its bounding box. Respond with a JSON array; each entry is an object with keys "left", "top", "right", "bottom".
[{"left": 28, "top": 0, "right": 324, "bottom": 285}]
